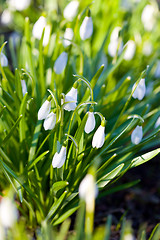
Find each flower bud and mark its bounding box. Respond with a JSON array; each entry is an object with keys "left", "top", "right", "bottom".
[
  {"left": 63, "top": 1, "right": 79, "bottom": 21},
  {"left": 131, "top": 125, "right": 143, "bottom": 145},
  {"left": 43, "top": 112, "right": 56, "bottom": 130},
  {"left": 54, "top": 52, "right": 68, "bottom": 74},
  {"left": 80, "top": 16, "right": 93, "bottom": 40},
  {"left": 92, "top": 122, "right": 105, "bottom": 149},
  {"left": 62, "top": 87, "right": 77, "bottom": 111},
  {"left": 38, "top": 99, "right": 51, "bottom": 120},
  {"left": 32, "top": 16, "right": 47, "bottom": 40},
  {"left": 0, "top": 52, "right": 8, "bottom": 67},
  {"left": 8, "top": 0, "right": 31, "bottom": 11},
  {"left": 132, "top": 78, "right": 146, "bottom": 101},
  {"left": 124, "top": 40, "right": 136, "bottom": 61},
  {"left": 63, "top": 28, "right": 74, "bottom": 47},
  {"left": 52, "top": 146, "right": 67, "bottom": 168},
  {"left": 85, "top": 111, "right": 95, "bottom": 134},
  {"left": 21, "top": 80, "right": 27, "bottom": 96}
]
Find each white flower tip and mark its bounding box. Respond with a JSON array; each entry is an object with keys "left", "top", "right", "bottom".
[
  {"left": 54, "top": 52, "right": 68, "bottom": 74},
  {"left": 63, "top": 1, "right": 79, "bottom": 21},
  {"left": 131, "top": 125, "right": 143, "bottom": 145},
  {"left": 92, "top": 125, "right": 105, "bottom": 148},
  {"left": 38, "top": 100, "right": 51, "bottom": 120},
  {"left": 80, "top": 16, "right": 93, "bottom": 40}
]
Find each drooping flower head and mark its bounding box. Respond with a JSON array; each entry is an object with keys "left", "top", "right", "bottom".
[
  {"left": 62, "top": 82, "right": 78, "bottom": 111},
  {"left": 38, "top": 96, "right": 52, "bottom": 120},
  {"left": 21, "top": 80, "right": 27, "bottom": 96},
  {"left": 52, "top": 145, "right": 67, "bottom": 168},
  {"left": 108, "top": 26, "right": 123, "bottom": 57},
  {"left": 0, "top": 197, "right": 18, "bottom": 228},
  {"left": 132, "top": 78, "right": 146, "bottom": 101},
  {"left": 80, "top": 10, "right": 93, "bottom": 40},
  {"left": 141, "top": 4, "right": 157, "bottom": 31},
  {"left": 43, "top": 111, "right": 56, "bottom": 130},
  {"left": 0, "top": 52, "right": 8, "bottom": 67},
  {"left": 92, "top": 118, "right": 105, "bottom": 149},
  {"left": 131, "top": 125, "right": 143, "bottom": 145},
  {"left": 32, "top": 16, "right": 47, "bottom": 40},
  {"left": 63, "top": 28, "right": 74, "bottom": 47},
  {"left": 79, "top": 174, "right": 98, "bottom": 212},
  {"left": 85, "top": 110, "right": 96, "bottom": 134},
  {"left": 63, "top": 0, "right": 79, "bottom": 21},
  {"left": 124, "top": 40, "right": 136, "bottom": 61},
  {"left": 54, "top": 52, "right": 68, "bottom": 74}
]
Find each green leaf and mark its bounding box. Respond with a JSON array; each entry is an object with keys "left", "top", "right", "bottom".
[
  {"left": 19, "top": 92, "right": 28, "bottom": 143},
  {"left": 50, "top": 181, "right": 69, "bottom": 194},
  {"left": 131, "top": 148, "right": 160, "bottom": 168},
  {"left": 97, "top": 164, "right": 124, "bottom": 188},
  {"left": 28, "top": 150, "right": 49, "bottom": 170},
  {"left": 53, "top": 206, "right": 79, "bottom": 226},
  {"left": 46, "top": 191, "right": 67, "bottom": 220}
]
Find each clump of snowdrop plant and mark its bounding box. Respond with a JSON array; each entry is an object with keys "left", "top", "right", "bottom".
[{"left": 0, "top": 0, "right": 160, "bottom": 235}]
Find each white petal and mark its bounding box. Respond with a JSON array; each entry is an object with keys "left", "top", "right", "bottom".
[
  {"left": 52, "top": 146, "right": 66, "bottom": 168},
  {"left": 65, "top": 87, "right": 77, "bottom": 101},
  {"left": 32, "top": 16, "right": 47, "bottom": 40},
  {"left": 38, "top": 100, "right": 51, "bottom": 120},
  {"left": 63, "top": 28, "right": 74, "bottom": 47},
  {"left": 80, "top": 16, "right": 93, "bottom": 40},
  {"left": 43, "top": 25, "right": 51, "bottom": 46},
  {"left": 21, "top": 80, "right": 27, "bottom": 96},
  {"left": 54, "top": 52, "right": 68, "bottom": 74},
  {"left": 63, "top": 1, "right": 79, "bottom": 21},
  {"left": 141, "top": 5, "right": 156, "bottom": 31},
  {"left": 131, "top": 125, "right": 143, "bottom": 145},
  {"left": 155, "top": 117, "right": 160, "bottom": 129},
  {"left": 124, "top": 40, "right": 136, "bottom": 61},
  {"left": 92, "top": 125, "right": 105, "bottom": 148},
  {"left": 0, "top": 197, "right": 18, "bottom": 228},
  {"left": 63, "top": 87, "right": 77, "bottom": 111},
  {"left": 154, "top": 60, "right": 160, "bottom": 78},
  {"left": 0, "top": 52, "right": 8, "bottom": 67},
  {"left": 43, "top": 112, "right": 56, "bottom": 130},
  {"left": 132, "top": 78, "right": 146, "bottom": 100},
  {"left": 8, "top": 0, "right": 31, "bottom": 10},
  {"left": 1, "top": 9, "right": 12, "bottom": 25},
  {"left": 85, "top": 112, "right": 96, "bottom": 134}
]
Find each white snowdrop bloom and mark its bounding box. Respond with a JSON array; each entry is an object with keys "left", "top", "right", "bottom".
[
  {"left": 132, "top": 78, "right": 146, "bottom": 101},
  {"left": 92, "top": 124, "right": 105, "bottom": 148},
  {"left": 154, "top": 60, "right": 160, "bottom": 78},
  {"left": 85, "top": 112, "right": 96, "bottom": 134},
  {"left": 155, "top": 116, "right": 160, "bottom": 128},
  {"left": 0, "top": 197, "right": 18, "bottom": 228},
  {"left": 38, "top": 100, "right": 51, "bottom": 120},
  {"left": 1, "top": 9, "right": 12, "bottom": 26},
  {"left": 142, "top": 41, "right": 152, "bottom": 56},
  {"left": 0, "top": 52, "right": 8, "bottom": 67},
  {"left": 79, "top": 174, "right": 98, "bottom": 212},
  {"left": 21, "top": 80, "right": 27, "bottom": 96},
  {"left": 43, "top": 112, "right": 56, "bottom": 130},
  {"left": 62, "top": 87, "right": 77, "bottom": 111},
  {"left": 63, "top": 28, "right": 74, "bottom": 47},
  {"left": 52, "top": 146, "right": 66, "bottom": 168},
  {"left": 8, "top": 0, "right": 31, "bottom": 11},
  {"left": 141, "top": 4, "right": 157, "bottom": 31},
  {"left": 43, "top": 25, "right": 51, "bottom": 46},
  {"left": 80, "top": 16, "right": 93, "bottom": 40},
  {"left": 63, "top": 0, "right": 79, "bottom": 21},
  {"left": 124, "top": 40, "right": 136, "bottom": 61},
  {"left": 54, "top": 52, "right": 68, "bottom": 74},
  {"left": 131, "top": 125, "right": 143, "bottom": 145},
  {"left": 108, "top": 39, "right": 123, "bottom": 57},
  {"left": 32, "top": 16, "right": 47, "bottom": 40},
  {"left": 124, "top": 233, "right": 135, "bottom": 240}
]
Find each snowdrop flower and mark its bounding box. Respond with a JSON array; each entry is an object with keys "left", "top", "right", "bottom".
[
  {"left": 131, "top": 125, "right": 143, "bottom": 145},
  {"left": 63, "top": 0, "right": 79, "bottom": 21},
  {"left": 21, "top": 80, "right": 27, "bottom": 96},
  {"left": 0, "top": 197, "right": 18, "bottom": 228},
  {"left": 52, "top": 146, "right": 67, "bottom": 168},
  {"left": 79, "top": 174, "right": 98, "bottom": 212},
  {"left": 155, "top": 117, "right": 160, "bottom": 129},
  {"left": 43, "top": 25, "right": 51, "bottom": 47},
  {"left": 124, "top": 40, "right": 136, "bottom": 61},
  {"left": 132, "top": 78, "right": 146, "bottom": 101},
  {"left": 154, "top": 60, "right": 160, "bottom": 78},
  {"left": 8, "top": 0, "right": 31, "bottom": 11},
  {"left": 43, "top": 112, "right": 56, "bottom": 130},
  {"left": 85, "top": 111, "right": 95, "bottom": 134},
  {"left": 80, "top": 16, "right": 93, "bottom": 40},
  {"left": 92, "top": 119, "right": 105, "bottom": 148},
  {"left": 142, "top": 41, "right": 152, "bottom": 56},
  {"left": 54, "top": 52, "right": 68, "bottom": 74},
  {"left": 38, "top": 97, "right": 52, "bottom": 120},
  {"left": 32, "top": 16, "right": 47, "bottom": 40},
  {"left": 108, "top": 27, "right": 123, "bottom": 57},
  {"left": 1, "top": 9, "right": 13, "bottom": 26},
  {"left": 62, "top": 87, "right": 78, "bottom": 111},
  {"left": 0, "top": 52, "right": 8, "bottom": 67},
  {"left": 141, "top": 4, "right": 157, "bottom": 31},
  {"left": 63, "top": 28, "right": 74, "bottom": 47}
]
